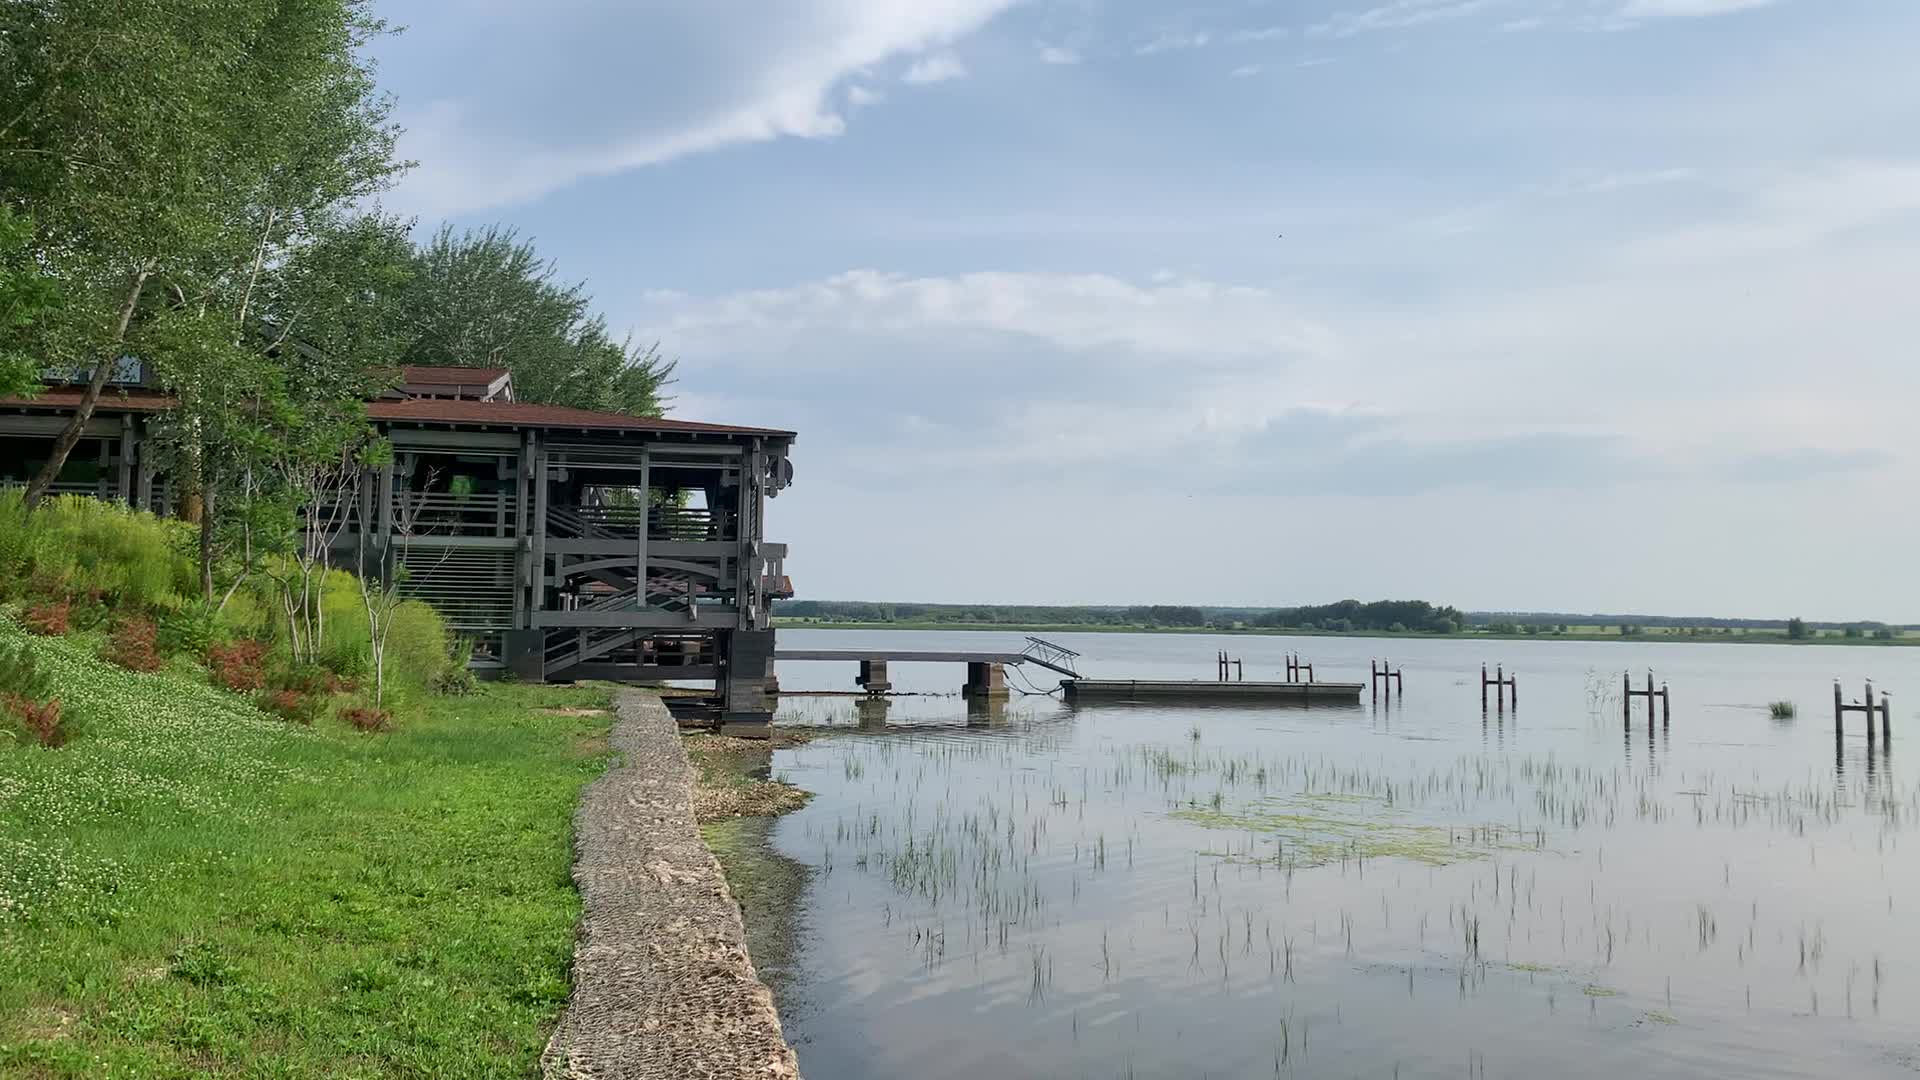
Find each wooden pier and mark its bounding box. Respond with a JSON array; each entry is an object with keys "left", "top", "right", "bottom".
[
  {"left": 774, "top": 636, "right": 1081, "bottom": 699},
  {"left": 1063, "top": 679, "right": 1364, "bottom": 704}
]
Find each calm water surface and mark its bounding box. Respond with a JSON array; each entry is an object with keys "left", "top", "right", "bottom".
[{"left": 765, "top": 630, "right": 1919, "bottom": 1079}]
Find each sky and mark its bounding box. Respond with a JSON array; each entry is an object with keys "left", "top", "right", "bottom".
[{"left": 367, "top": 0, "right": 1920, "bottom": 620}]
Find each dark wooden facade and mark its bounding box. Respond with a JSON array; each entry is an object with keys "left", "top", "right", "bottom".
[{"left": 0, "top": 369, "right": 796, "bottom": 724}]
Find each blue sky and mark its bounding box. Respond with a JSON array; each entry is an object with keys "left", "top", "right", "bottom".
[{"left": 368, "top": 0, "right": 1920, "bottom": 619}]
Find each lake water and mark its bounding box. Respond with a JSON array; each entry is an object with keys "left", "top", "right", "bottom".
[{"left": 763, "top": 629, "right": 1919, "bottom": 1079}]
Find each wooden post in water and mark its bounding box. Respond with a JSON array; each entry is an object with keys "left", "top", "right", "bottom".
[
  {"left": 1372, "top": 659, "right": 1403, "bottom": 701},
  {"left": 1482, "top": 664, "right": 1517, "bottom": 712},
  {"left": 1624, "top": 670, "right": 1670, "bottom": 729},
  {"left": 1867, "top": 680, "right": 1877, "bottom": 748},
  {"left": 1835, "top": 679, "right": 1893, "bottom": 743}
]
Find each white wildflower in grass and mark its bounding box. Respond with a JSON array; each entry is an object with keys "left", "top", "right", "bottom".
[{"left": 0, "top": 617, "right": 312, "bottom": 924}]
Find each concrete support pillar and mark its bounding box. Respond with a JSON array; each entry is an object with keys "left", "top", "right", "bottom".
[
  {"left": 721, "top": 629, "right": 776, "bottom": 739},
  {"left": 964, "top": 661, "right": 1008, "bottom": 699},
  {"left": 505, "top": 629, "right": 545, "bottom": 682},
  {"left": 857, "top": 658, "right": 891, "bottom": 694},
  {"left": 855, "top": 696, "right": 891, "bottom": 729}
]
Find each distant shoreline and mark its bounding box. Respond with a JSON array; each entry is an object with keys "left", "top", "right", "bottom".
[{"left": 772, "top": 619, "right": 1920, "bottom": 646}]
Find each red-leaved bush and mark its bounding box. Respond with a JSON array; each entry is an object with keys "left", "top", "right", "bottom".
[
  {"left": 256, "top": 688, "right": 319, "bottom": 725},
  {"left": 3, "top": 693, "right": 66, "bottom": 748},
  {"left": 24, "top": 600, "right": 70, "bottom": 636},
  {"left": 340, "top": 706, "right": 391, "bottom": 733},
  {"left": 104, "top": 617, "right": 164, "bottom": 673},
  {"left": 208, "top": 641, "right": 268, "bottom": 692}
]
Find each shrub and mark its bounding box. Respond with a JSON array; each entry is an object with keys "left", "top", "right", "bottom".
[
  {"left": 1768, "top": 701, "right": 1796, "bottom": 720},
  {"left": 3, "top": 693, "right": 67, "bottom": 748},
  {"left": 104, "top": 617, "right": 164, "bottom": 673},
  {"left": 23, "top": 599, "right": 70, "bottom": 636},
  {"left": 208, "top": 640, "right": 269, "bottom": 692},
  {"left": 340, "top": 705, "right": 392, "bottom": 733},
  {"left": 271, "top": 661, "right": 343, "bottom": 698},
  {"left": 256, "top": 688, "right": 322, "bottom": 725},
  {"left": 159, "top": 604, "right": 219, "bottom": 656},
  {"left": 0, "top": 639, "right": 53, "bottom": 700},
  {"left": 0, "top": 490, "right": 196, "bottom": 611},
  {"left": 430, "top": 636, "right": 480, "bottom": 697}
]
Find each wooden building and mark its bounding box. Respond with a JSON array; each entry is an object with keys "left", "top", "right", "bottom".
[{"left": 0, "top": 365, "right": 796, "bottom": 729}]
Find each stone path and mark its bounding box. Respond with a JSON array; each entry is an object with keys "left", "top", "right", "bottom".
[{"left": 541, "top": 690, "right": 800, "bottom": 1079}]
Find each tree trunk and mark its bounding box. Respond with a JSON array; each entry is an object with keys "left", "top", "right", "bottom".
[
  {"left": 24, "top": 268, "right": 151, "bottom": 510},
  {"left": 199, "top": 475, "right": 217, "bottom": 603}
]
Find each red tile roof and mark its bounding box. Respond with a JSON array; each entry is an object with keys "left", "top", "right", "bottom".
[
  {"left": 401, "top": 365, "right": 510, "bottom": 386},
  {"left": 0, "top": 387, "right": 175, "bottom": 411},
  {"left": 365, "top": 398, "right": 794, "bottom": 437},
  {"left": 2, "top": 386, "right": 793, "bottom": 438}
]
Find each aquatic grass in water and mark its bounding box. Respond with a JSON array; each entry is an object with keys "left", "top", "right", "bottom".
[{"left": 766, "top": 633, "right": 1920, "bottom": 1080}]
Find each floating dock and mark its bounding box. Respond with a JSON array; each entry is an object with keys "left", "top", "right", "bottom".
[{"left": 1062, "top": 679, "right": 1364, "bottom": 704}]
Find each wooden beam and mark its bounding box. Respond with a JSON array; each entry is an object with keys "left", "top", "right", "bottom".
[{"left": 532, "top": 607, "right": 740, "bottom": 629}]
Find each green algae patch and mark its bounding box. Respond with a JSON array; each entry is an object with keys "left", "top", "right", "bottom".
[{"left": 1173, "top": 792, "right": 1542, "bottom": 869}]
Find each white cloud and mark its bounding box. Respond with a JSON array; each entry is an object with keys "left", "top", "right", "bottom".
[
  {"left": 1630, "top": 161, "right": 1920, "bottom": 262},
  {"left": 847, "top": 85, "right": 886, "bottom": 107},
  {"left": 1227, "top": 26, "right": 1291, "bottom": 43},
  {"left": 1618, "top": 0, "right": 1780, "bottom": 17},
  {"left": 382, "top": 1, "right": 1020, "bottom": 217},
  {"left": 1311, "top": 0, "right": 1509, "bottom": 39},
  {"left": 640, "top": 269, "right": 1335, "bottom": 368},
  {"left": 1553, "top": 166, "right": 1697, "bottom": 194},
  {"left": 1038, "top": 45, "right": 1081, "bottom": 64},
  {"left": 903, "top": 51, "right": 970, "bottom": 84},
  {"left": 1135, "top": 31, "right": 1213, "bottom": 55}
]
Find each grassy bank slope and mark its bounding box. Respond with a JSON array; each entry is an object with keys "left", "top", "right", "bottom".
[{"left": 0, "top": 617, "right": 613, "bottom": 1078}]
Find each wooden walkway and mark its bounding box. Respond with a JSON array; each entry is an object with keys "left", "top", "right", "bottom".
[{"left": 1063, "top": 679, "right": 1364, "bottom": 704}]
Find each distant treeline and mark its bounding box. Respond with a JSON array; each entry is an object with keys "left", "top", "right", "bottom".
[
  {"left": 776, "top": 600, "right": 1914, "bottom": 636},
  {"left": 777, "top": 599, "right": 1465, "bottom": 633}
]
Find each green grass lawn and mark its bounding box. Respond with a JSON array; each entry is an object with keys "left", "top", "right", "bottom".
[{"left": 0, "top": 618, "right": 613, "bottom": 1078}]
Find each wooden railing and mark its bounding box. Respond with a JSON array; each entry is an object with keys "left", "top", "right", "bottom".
[
  {"left": 397, "top": 490, "right": 517, "bottom": 537},
  {"left": 548, "top": 504, "right": 734, "bottom": 542}
]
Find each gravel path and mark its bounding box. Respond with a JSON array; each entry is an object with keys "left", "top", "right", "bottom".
[{"left": 541, "top": 690, "right": 801, "bottom": 1079}]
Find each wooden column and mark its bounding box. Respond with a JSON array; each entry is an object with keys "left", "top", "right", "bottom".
[
  {"left": 529, "top": 433, "right": 548, "bottom": 616},
  {"left": 636, "top": 452, "right": 650, "bottom": 615},
  {"left": 513, "top": 432, "right": 533, "bottom": 629},
  {"left": 135, "top": 431, "right": 155, "bottom": 513},
  {"left": 116, "top": 417, "right": 135, "bottom": 503}
]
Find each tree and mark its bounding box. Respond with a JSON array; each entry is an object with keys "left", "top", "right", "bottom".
[
  {"left": 1786, "top": 617, "right": 1808, "bottom": 640},
  {"left": 401, "top": 227, "right": 675, "bottom": 416},
  {"left": 1, "top": 0, "right": 403, "bottom": 509},
  {"left": 0, "top": 206, "right": 60, "bottom": 397}
]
